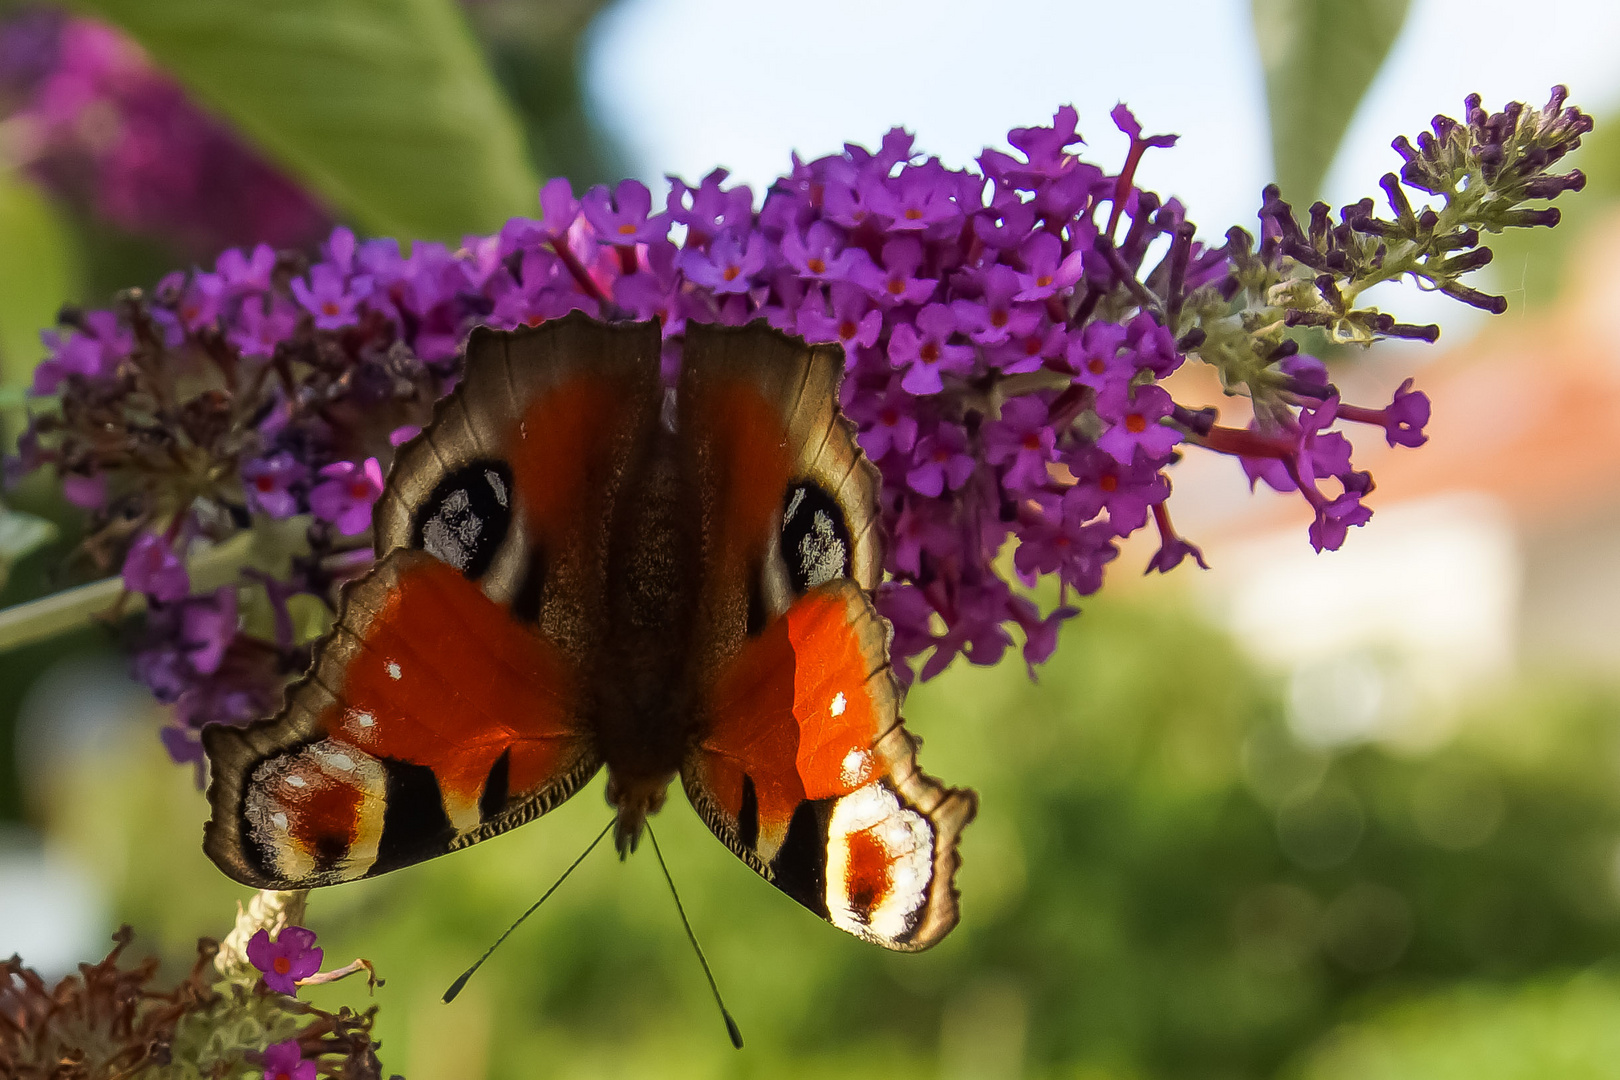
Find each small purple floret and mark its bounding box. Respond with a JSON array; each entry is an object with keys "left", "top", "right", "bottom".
[
  {"left": 247, "top": 925, "right": 323, "bottom": 996},
  {"left": 262, "top": 1040, "right": 317, "bottom": 1080},
  {"left": 310, "top": 458, "right": 384, "bottom": 536},
  {"left": 122, "top": 533, "right": 188, "bottom": 602}
]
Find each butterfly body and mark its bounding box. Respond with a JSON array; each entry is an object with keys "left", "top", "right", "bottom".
[{"left": 204, "top": 315, "right": 976, "bottom": 950}]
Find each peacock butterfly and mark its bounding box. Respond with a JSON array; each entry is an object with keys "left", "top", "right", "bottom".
[{"left": 201, "top": 314, "right": 977, "bottom": 951}]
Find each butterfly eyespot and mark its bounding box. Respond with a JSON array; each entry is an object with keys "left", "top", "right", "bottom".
[
  {"left": 412, "top": 460, "right": 515, "bottom": 579},
  {"left": 824, "top": 783, "right": 933, "bottom": 944},
  {"left": 781, "top": 481, "right": 852, "bottom": 594}
]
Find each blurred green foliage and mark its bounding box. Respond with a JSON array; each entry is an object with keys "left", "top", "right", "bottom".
[
  {"left": 1250, "top": 0, "right": 1411, "bottom": 206},
  {"left": 463, "top": 0, "right": 627, "bottom": 188},
  {"left": 1483, "top": 112, "right": 1620, "bottom": 311},
  {"left": 1297, "top": 973, "right": 1620, "bottom": 1079},
  {"left": 73, "top": 0, "right": 539, "bottom": 241},
  {"left": 36, "top": 590, "right": 1620, "bottom": 1079},
  {"left": 0, "top": 166, "right": 76, "bottom": 391}
]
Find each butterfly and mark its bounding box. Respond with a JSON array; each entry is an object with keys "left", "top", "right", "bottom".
[{"left": 202, "top": 314, "right": 977, "bottom": 951}]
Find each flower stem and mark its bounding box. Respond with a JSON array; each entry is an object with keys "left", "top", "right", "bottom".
[{"left": 0, "top": 530, "right": 255, "bottom": 654}]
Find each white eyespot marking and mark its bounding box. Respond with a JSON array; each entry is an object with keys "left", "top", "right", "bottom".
[
  {"left": 484, "top": 468, "right": 508, "bottom": 507},
  {"left": 840, "top": 747, "right": 869, "bottom": 787},
  {"left": 271, "top": 812, "right": 289, "bottom": 831},
  {"left": 830, "top": 691, "right": 847, "bottom": 718},
  {"left": 285, "top": 775, "right": 307, "bottom": 789},
  {"left": 326, "top": 752, "right": 356, "bottom": 772},
  {"left": 798, "top": 509, "right": 847, "bottom": 589},
  {"left": 784, "top": 487, "right": 807, "bottom": 525},
  {"left": 825, "top": 782, "right": 933, "bottom": 945},
  {"left": 350, "top": 710, "right": 375, "bottom": 729},
  {"left": 422, "top": 487, "right": 483, "bottom": 571},
  {"left": 386, "top": 661, "right": 402, "bottom": 681}
]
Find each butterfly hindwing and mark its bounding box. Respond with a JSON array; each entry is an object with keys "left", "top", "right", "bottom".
[
  {"left": 682, "top": 579, "right": 975, "bottom": 950},
  {"left": 204, "top": 552, "right": 599, "bottom": 887},
  {"left": 204, "top": 315, "right": 666, "bottom": 888}
]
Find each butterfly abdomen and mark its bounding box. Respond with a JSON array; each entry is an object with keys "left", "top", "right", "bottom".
[{"left": 594, "top": 431, "right": 708, "bottom": 850}]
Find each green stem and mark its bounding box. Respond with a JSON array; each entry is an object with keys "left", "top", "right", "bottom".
[
  {"left": 0, "top": 530, "right": 255, "bottom": 654},
  {"left": 1340, "top": 181, "right": 1481, "bottom": 306}
]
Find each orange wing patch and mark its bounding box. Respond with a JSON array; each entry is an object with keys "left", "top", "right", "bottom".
[
  {"left": 205, "top": 551, "right": 598, "bottom": 888},
  {"left": 508, "top": 375, "right": 632, "bottom": 542},
  {"left": 697, "top": 582, "right": 895, "bottom": 857},
  {"left": 317, "top": 553, "right": 581, "bottom": 810},
  {"left": 683, "top": 580, "right": 974, "bottom": 950}
]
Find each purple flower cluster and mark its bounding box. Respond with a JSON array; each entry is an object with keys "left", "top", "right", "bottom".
[
  {"left": 17, "top": 105, "right": 1442, "bottom": 765},
  {"left": 0, "top": 12, "right": 328, "bottom": 255}
]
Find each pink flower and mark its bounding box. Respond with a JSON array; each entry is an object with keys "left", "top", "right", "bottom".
[
  {"left": 952, "top": 265, "right": 1041, "bottom": 346},
  {"left": 1094, "top": 383, "right": 1181, "bottom": 465},
  {"left": 262, "top": 1039, "right": 316, "bottom": 1080},
  {"left": 247, "top": 925, "right": 323, "bottom": 996},
  {"left": 290, "top": 263, "right": 370, "bottom": 330},
  {"left": 887, "top": 303, "right": 975, "bottom": 395},
  {"left": 62, "top": 472, "right": 106, "bottom": 509},
  {"left": 582, "top": 179, "right": 666, "bottom": 245},
  {"left": 781, "top": 222, "right": 859, "bottom": 281},
  {"left": 677, "top": 230, "right": 767, "bottom": 295},
  {"left": 122, "top": 533, "right": 188, "bottom": 602},
  {"left": 242, "top": 453, "right": 304, "bottom": 519},
  {"left": 1012, "top": 233, "right": 1085, "bottom": 301},
  {"left": 229, "top": 295, "right": 300, "bottom": 360},
  {"left": 795, "top": 283, "right": 882, "bottom": 357},
  {"left": 984, "top": 397, "right": 1059, "bottom": 493},
  {"left": 906, "top": 425, "right": 976, "bottom": 497},
  {"left": 310, "top": 458, "right": 384, "bottom": 536},
  {"left": 850, "top": 237, "right": 937, "bottom": 307},
  {"left": 847, "top": 379, "right": 918, "bottom": 461}
]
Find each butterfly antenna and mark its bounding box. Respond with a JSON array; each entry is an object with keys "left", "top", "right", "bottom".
[
  {"left": 645, "top": 822, "right": 744, "bottom": 1049},
  {"left": 443, "top": 817, "right": 614, "bottom": 1004}
]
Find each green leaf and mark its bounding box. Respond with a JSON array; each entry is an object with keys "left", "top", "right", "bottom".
[
  {"left": 0, "top": 169, "right": 78, "bottom": 390},
  {"left": 68, "top": 0, "right": 541, "bottom": 241},
  {"left": 1251, "top": 0, "right": 1411, "bottom": 205}
]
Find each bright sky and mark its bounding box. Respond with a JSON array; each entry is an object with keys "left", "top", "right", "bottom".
[{"left": 586, "top": 0, "right": 1620, "bottom": 339}]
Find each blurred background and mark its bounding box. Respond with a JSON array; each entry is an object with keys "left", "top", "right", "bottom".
[{"left": 3, "top": 0, "right": 1620, "bottom": 1076}]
